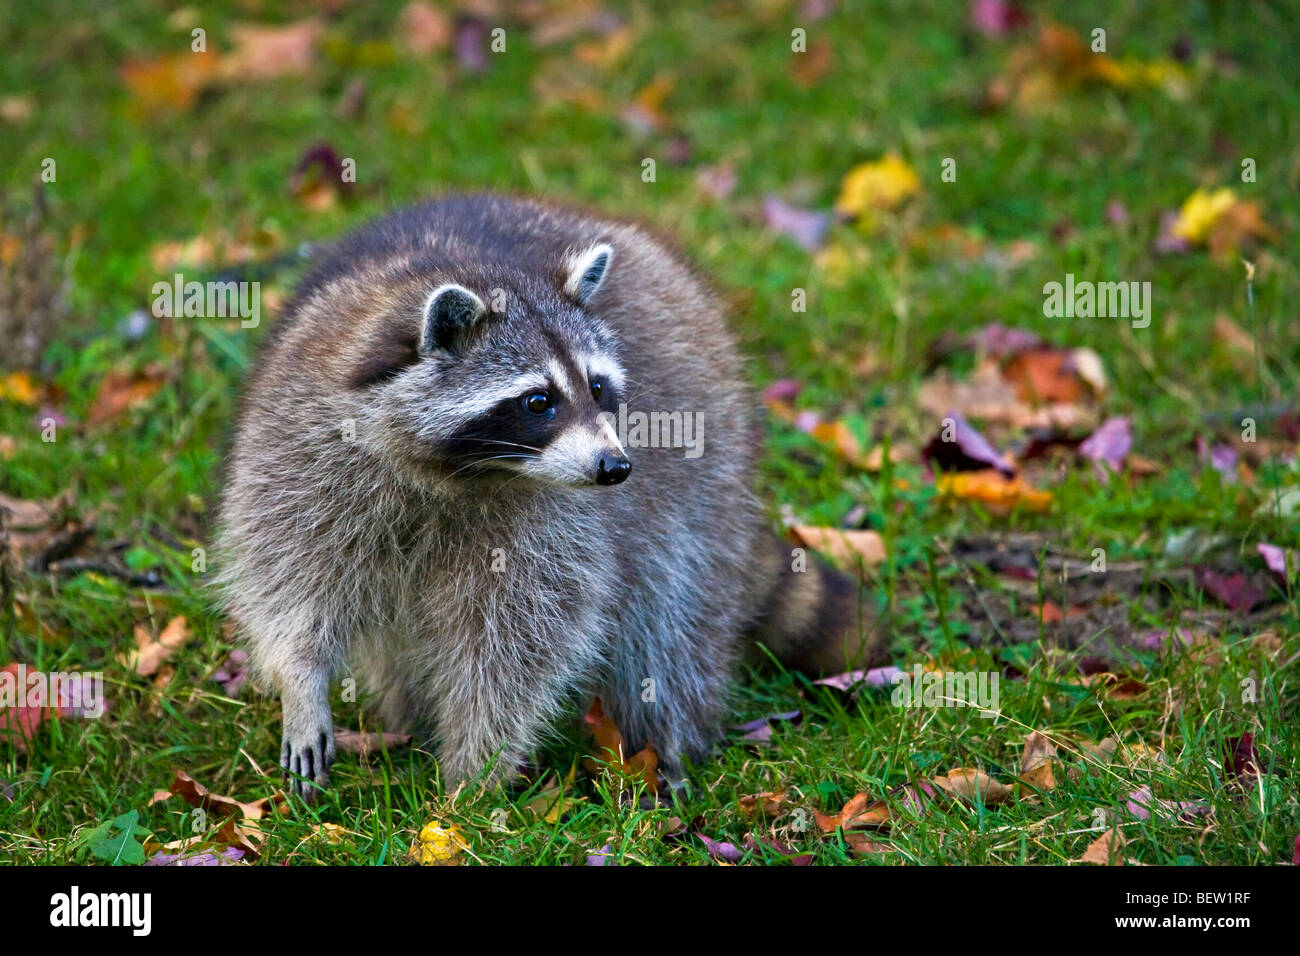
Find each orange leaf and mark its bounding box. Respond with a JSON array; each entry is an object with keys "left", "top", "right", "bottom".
[
  {"left": 787, "top": 526, "right": 886, "bottom": 566},
  {"left": 935, "top": 469, "right": 1052, "bottom": 514},
  {"left": 121, "top": 50, "right": 222, "bottom": 113},
  {"left": 1001, "top": 348, "right": 1084, "bottom": 403}
]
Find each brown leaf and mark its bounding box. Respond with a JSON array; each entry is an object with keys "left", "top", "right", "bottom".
[
  {"left": 787, "top": 526, "right": 886, "bottom": 567},
  {"left": 932, "top": 768, "right": 1014, "bottom": 804},
  {"left": 162, "top": 769, "right": 287, "bottom": 823},
  {"left": 738, "top": 789, "right": 792, "bottom": 819},
  {"left": 88, "top": 366, "right": 167, "bottom": 428},
  {"left": 332, "top": 728, "right": 412, "bottom": 757},
  {"left": 814, "top": 791, "right": 892, "bottom": 832},
  {"left": 397, "top": 1, "right": 452, "bottom": 55},
  {"left": 120, "top": 617, "right": 191, "bottom": 678},
  {"left": 0, "top": 489, "right": 80, "bottom": 566},
  {"left": 221, "top": 20, "right": 324, "bottom": 82},
  {"left": 1018, "top": 731, "right": 1059, "bottom": 791},
  {"left": 1001, "top": 348, "right": 1084, "bottom": 404},
  {"left": 582, "top": 697, "right": 658, "bottom": 792},
  {"left": 1079, "top": 828, "right": 1127, "bottom": 865},
  {"left": 792, "top": 37, "right": 833, "bottom": 86}
]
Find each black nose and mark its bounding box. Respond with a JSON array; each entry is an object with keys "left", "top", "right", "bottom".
[{"left": 596, "top": 456, "right": 631, "bottom": 485}]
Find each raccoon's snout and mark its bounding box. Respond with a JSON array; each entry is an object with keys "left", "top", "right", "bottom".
[{"left": 596, "top": 455, "right": 631, "bottom": 485}]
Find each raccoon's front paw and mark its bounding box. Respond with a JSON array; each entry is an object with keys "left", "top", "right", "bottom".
[{"left": 280, "top": 726, "right": 335, "bottom": 803}]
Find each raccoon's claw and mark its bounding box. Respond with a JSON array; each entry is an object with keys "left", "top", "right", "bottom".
[{"left": 281, "top": 729, "right": 335, "bottom": 803}]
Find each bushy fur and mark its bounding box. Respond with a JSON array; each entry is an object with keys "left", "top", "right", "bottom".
[{"left": 216, "top": 194, "right": 882, "bottom": 799}]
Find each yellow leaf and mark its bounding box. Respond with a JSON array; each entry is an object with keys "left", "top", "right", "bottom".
[
  {"left": 0, "top": 372, "right": 40, "bottom": 406},
  {"left": 1171, "top": 187, "right": 1237, "bottom": 243},
  {"left": 414, "top": 820, "right": 468, "bottom": 865},
  {"left": 835, "top": 153, "right": 920, "bottom": 218},
  {"left": 935, "top": 469, "right": 1052, "bottom": 513}
]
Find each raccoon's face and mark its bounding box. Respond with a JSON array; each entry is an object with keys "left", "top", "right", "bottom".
[{"left": 369, "top": 243, "right": 633, "bottom": 488}]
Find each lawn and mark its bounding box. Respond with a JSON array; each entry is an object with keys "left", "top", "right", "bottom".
[{"left": 0, "top": 0, "right": 1296, "bottom": 866}]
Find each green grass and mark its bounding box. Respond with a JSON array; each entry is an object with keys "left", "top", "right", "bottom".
[{"left": 1, "top": 0, "right": 1297, "bottom": 865}]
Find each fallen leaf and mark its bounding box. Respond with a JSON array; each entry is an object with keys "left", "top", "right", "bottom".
[
  {"left": 762, "top": 196, "right": 829, "bottom": 251},
  {"left": 88, "top": 366, "right": 167, "bottom": 428},
  {"left": 935, "top": 469, "right": 1052, "bottom": 513},
  {"left": 1080, "top": 828, "right": 1126, "bottom": 865},
  {"left": 582, "top": 697, "right": 658, "bottom": 792},
  {"left": 787, "top": 525, "right": 886, "bottom": 566},
  {"left": 1195, "top": 567, "right": 1267, "bottom": 613},
  {"left": 1018, "top": 730, "right": 1059, "bottom": 790},
  {"left": 696, "top": 832, "right": 743, "bottom": 864},
  {"left": 1001, "top": 348, "right": 1084, "bottom": 403},
  {"left": 120, "top": 617, "right": 191, "bottom": 678},
  {"left": 932, "top": 767, "right": 1014, "bottom": 804},
  {"left": 411, "top": 820, "right": 468, "bottom": 865},
  {"left": 0, "top": 372, "right": 41, "bottom": 405},
  {"left": 922, "top": 411, "right": 1015, "bottom": 476},
  {"left": 332, "top": 728, "right": 412, "bottom": 757},
  {"left": 738, "top": 790, "right": 792, "bottom": 819},
  {"left": 1078, "top": 416, "right": 1132, "bottom": 472},
  {"left": 121, "top": 50, "right": 222, "bottom": 113},
  {"left": 221, "top": 20, "right": 324, "bottom": 82},
  {"left": 397, "top": 1, "right": 452, "bottom": 55},
  {"left": 835, "top": 154, "right": 921, "bottom": 219}
]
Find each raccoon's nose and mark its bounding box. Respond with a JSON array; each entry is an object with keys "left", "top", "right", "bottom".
[{"left": 596, "top": 456, "right": 631, "bottom": 485}]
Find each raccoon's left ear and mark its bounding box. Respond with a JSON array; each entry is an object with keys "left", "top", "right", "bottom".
[
  {"left": 564, "top": 243, "right": 614, "bottom": 305},
  {"left": 420, "top": 283, "right": 488, "bottom": 354}
]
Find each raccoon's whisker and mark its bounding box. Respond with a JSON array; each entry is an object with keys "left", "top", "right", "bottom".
[
  {"left": 446, "top": 453, "right": 533, "bottom": 480},
  {"left": 467, "top": 438, "right": 545, "bottom": 453}
]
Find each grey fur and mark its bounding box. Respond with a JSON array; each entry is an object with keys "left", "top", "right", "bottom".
[{"left": 215, "top": 194, "right": 883, "bottom": 801}]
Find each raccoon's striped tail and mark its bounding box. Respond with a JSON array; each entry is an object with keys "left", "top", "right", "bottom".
[{"left": 745, "top": 534, "right": 887, "bottom": 675}]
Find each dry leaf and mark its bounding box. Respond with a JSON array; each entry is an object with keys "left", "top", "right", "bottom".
[
  {"left": 582, "top": 697, "right": 658, "bottom": 791},
  {"left": 397, "top": 1, "right": 452, "bottom": 55},
  {"left": 787, "top": 526, "right": 887, "bottom": 566},
  {"left": 935, "top": 469, "right": 1052, "bottom": 513},
  {"left": 121, "top": 50, "right": 222, "bottom": 112},
  {"left": 932, "top": 768, "right": 1014, "bottom": 804},
  {"left": 1001, "top": 348, "right": 1085, "bottom": 403},
  {"left": 332, "top": 728, "right": 412, "bottom": 757},
  {"left": 221, "top": 20, "right": 324, "bottom": 82},
  {"left": 88, "top": 366, "right": 167, "bottom": 428},
  {"left": 738, "top": 789, "right": 792, "bottom": 819},
  {"left": 1018, "top": 731, "right": 1059, "bottom": 791},
  {"left": 1080, "top": 828, "right": 1127, "bottom": 865},
  {"left": 120, "top": 617, "right": 191, "bottom": 678}
]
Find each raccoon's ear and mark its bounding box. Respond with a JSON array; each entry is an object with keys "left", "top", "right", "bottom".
[
  {"left": 564, "top": 243, "right": 614, "bottom": 305},
  {"left": 420, "top": 283, "right": 488, "bottom": 354}
]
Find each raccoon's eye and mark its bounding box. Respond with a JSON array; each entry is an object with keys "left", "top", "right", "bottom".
[
  {"left": 589, "top": 380, "right": 603, "bottom": 401},
  {"left": 524, "top": 393, "right": 552, "bottom": 414}
]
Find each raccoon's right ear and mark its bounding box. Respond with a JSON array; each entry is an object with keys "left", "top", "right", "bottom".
[{"left": 420, "top": 283, "right": 488, "bottom": 354}]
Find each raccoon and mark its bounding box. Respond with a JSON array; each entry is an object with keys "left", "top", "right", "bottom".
[{"left": 216, "top": 194, "right": 883, "bottom": 800}]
